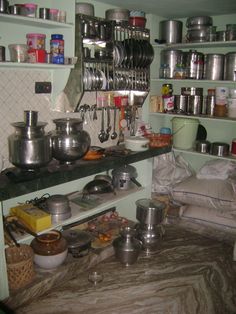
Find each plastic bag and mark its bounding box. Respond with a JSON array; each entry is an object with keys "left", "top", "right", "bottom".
[{"left": 152, "top": 152, "right": 194, "bottom": 194}]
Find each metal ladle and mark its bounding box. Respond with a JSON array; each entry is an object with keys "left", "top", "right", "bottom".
[
  {"left": 111, "top": 108, "right": 118, "bottom": 140},
  {"left": 98, "top": 107, "right": 106, "bottom": 143}
]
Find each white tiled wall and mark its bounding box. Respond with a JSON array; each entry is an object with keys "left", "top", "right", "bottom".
[{"left": 0, "top": 70, "right": 118, "bottom": 170}]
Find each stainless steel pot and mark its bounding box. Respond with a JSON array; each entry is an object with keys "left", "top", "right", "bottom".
[
  {"left": 62, "top": 229, "right": 92, "bottom": 258},
  {"left": 184, "top": 50, "right": 204, "bottom": 79},
  {"left": 159, "top": 20, "right": 183, "bottom": 44},
  {"left": 187, "top": 95, "right": 203, "bottom": 115},
  {"left": 186, "top": 16, "right": 213, "bottom": 28},
  {"left": 105, "top": 8, "right": 129, "bottom": 23},
  {"left": 195, "top": 140, "right": 211, "bottom": 153},
  {"left": 210, "top": 142, "right": 230, "bottom": 156},
  {"left": 160, "top": 49, "right": 183, "bottom": 78},
  {"left": 46, "top": 194, "right": 71, "bottom": 223},
  {"left": 224, "top": 52, "right": 236, "bottom": 81},
  {"left": 50, "top": 118, "right": 91, "bottom": 164},
  {"left": 112, "top": 164, "right": 140, "bottom": 190},
  {"left": 186, "top": 26, "right": 211, "bottom": 43},
  {"left": 8, "top": 111, "right": 52, "bottom": 170},
  {"left": 203, "top": 54, "right": 224, "bottom": 80},
  {"left": 136, "top": 198, "right": 166, "bottom": 225}
]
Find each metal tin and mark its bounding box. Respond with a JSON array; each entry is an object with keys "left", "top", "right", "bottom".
[
  {"left": 136, "top": 198, "right": 166, "bottom": 225},
  {"left": 210, "top": 142, "right": 230, "bottom": 156},
  {"left": 195, "top": 140, "right": 211, "bottom": 153},
  {"left": 224, "top": 52, "right": 236, "bottom": 81},
  {"left": 174, "top": 94, "right": 187, "bottom": 113},
  {"left": 160, "top": 49, "right": 183, "bottom": 78},
  {"left": 204, "top": 54, "right": 224, "bottom": 80},
  {"left": 187, "top": 95, "right": 203, "bottom": 115},
  {"left": 184, "top": 50, "right": 204, "bottom": 79},
  {"left": 159, "top": 20, "right": 183, "bottom": 44}
]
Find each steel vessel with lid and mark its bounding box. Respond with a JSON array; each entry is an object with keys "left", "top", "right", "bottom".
[
  {"left": 8, "top": 110, "right": 52, "bottom": 170},
  {"left": 135, "top": 198, "right": 166, "bottom": 253},
  {"left": 112, "top": 164, "right": 141, "bottom": 190}
]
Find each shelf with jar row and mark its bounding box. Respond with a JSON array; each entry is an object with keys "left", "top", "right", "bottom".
[
  {"left": 0, "top": 12, "right": 74, "bottom": 28},
  {"left": 152, "top": 40, "right": 236, "bottom": 49},
  {"left": 149, "top": 111, "right": 236, "bottom": 123},
  {"left": 173, "top": 147, "right": 236, "bottom": 161},
  {"left": 150, "top": 78, "right": 236, "bottom": 84}
]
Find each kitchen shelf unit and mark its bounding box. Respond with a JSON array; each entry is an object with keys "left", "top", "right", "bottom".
[
  {"left": 0, "top": 146, "right": 170, "bottom": 300},
  {"left": 9, "top": 186, "right": 146, "bottom": 245},
  {"left": 149, "top": 30, "right": 236, "bottom": 171}
]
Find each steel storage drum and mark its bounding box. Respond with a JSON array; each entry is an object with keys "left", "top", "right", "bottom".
[
  {"left": 136, "top": 198, "right": 166, "bottom": 225},
  {"left": 160, "top": 49, "right": 183, "bottom": 78},
  {"left": 224, "top": 52, "right": 236, "bottom": 81},
  {"left": 203, "top": 54, "right": 224, "bottom": 80},
  {"left": 159, "top": 20, "right": 183, "bottom": 44},
  {"left": 187, "top": 95, "right": 203, "bottom": 115},
  {"left": 172, "top": 117, "right": 199, "bottom": 150}
]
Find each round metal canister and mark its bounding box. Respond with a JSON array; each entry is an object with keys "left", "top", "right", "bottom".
[
  {"left": 136, "top": 198, "right": 166, "bottom": 225},
  {"left": 181, "top": 87, "right": 203, "bottom": 96},
  {"left": 205, "top": 95, "right": 215, "bottom": 116},
  {"left": 159, "top": 20, "right": 183, "bottom": 44},
  {"left": 187, "top": 95, "right": 203, "bottom": 115},
  {"left": 203, "top": 54, "right": 224, "bottom": 80},
  {"left": 174, "top": 95, "right": 187, "bottom": 113},
  {"left": 184, "top": 50, "right": 204, "bottom": 79},
  {"left": 160, "top": 49, "right": 183, "bottom": 78},
  {"left": 216, "top": 30, "right": 226, "bottom": 41},
  {"left": 224, "top": 52, "right": 236, "bottom": 81}
]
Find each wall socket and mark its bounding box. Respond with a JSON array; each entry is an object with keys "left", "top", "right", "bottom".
[{"left": 35, "top": 82, "right": 52, "bottom": 94}]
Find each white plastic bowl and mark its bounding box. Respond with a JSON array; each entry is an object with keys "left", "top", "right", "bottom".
[
  {"left": 34, "top": 249, "right": 68, "bottom": 269},
  {"left": 124, "top": 136, "right": 149, "bottom": 151}
]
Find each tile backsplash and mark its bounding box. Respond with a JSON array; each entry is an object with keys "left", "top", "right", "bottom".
[{"left": 0, "top": 70, "right": 119, "bottom": 170}]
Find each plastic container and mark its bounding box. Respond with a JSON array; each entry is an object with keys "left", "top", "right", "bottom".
[
  {"left": 28, "top": 48, "right": 46, "bottom": 63},
  {"left": 146, "top": 133, "right": 172, "bottom": 148},
  {"left": 227, "top": 98, "right": 236, "bottom": 118},
  {"left": 129, "top": 17, "right": 146, "bottom": 28},
  {"left": 172, "top": 117, "right": 199, "bottom": 150},
  {"left": 49, "top": 8, "right": 59, "bottom": 21},
  {"left": 26, "top": 33, "right": 46, "bottom": 50},
  {"left": 50, "top": 34, "right": 64, "bottom": 64},
  {"left": 8, "top": 44, "right": 28, "bottom": 62},
  {"left": 20, "top": 3, "right": 37, "bottom": 17}
]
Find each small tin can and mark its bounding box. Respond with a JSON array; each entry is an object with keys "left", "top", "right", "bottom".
[
  {"left": 50, "top": 34, "right": 64, "bottom": 64},
  {"left": 161, "top": 83, "right": 173, "bottom": 96}
]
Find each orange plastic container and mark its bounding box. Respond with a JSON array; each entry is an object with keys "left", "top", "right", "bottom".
[{"left": 145, "top": 133, "right": 172, "bottom": 148}]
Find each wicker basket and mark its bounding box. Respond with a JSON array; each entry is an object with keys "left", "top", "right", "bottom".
[{"left": 5, "top": 244, "right": 35, "bottom": 291}]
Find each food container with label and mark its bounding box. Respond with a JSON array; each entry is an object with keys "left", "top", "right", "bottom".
[
  {"left": 27, "top": 33, "right": 46, "bottom": 50},
  {"left": 50, "top": 34, "right": 64, "bottom": 64},
  {"left": 20, "top": 3, "right": 38, "bottom": 17}
]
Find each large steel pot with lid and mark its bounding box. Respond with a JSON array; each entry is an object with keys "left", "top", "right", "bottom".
[
  {"left": 159, "top": 20, "right": 183, "bottom": 44},
  {"left": 8, "top": 110, "right": 52, "bottom": 170},
  {"left": 136, "top": 198, "right": 166, "bottom": 225},
  {"left": 112, "top": 164, "right": 141, "bottom": 190},
  {"left": 135, "top": 199, "right": 166, "bottom": 253}
]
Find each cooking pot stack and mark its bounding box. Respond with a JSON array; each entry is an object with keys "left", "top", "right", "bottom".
[{"left": 186, "top": 16, "right": 215, "bottom": 43}]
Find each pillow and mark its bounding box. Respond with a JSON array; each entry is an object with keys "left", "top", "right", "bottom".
[{"left": 171, "top": 176, "right": 236, "bottom": 212}]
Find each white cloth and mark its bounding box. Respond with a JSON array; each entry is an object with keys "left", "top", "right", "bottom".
[{"left": 196, "top": 159, "right": 236, "bottom": 180}]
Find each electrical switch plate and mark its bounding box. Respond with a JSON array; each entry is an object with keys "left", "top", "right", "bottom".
[{"left": 35, "top": 82, "right": 52, "bottom": 94}]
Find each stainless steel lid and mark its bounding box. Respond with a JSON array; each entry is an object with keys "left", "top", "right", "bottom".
[{"left": 112, "top": 164, "right": 137, "bottom": 179}]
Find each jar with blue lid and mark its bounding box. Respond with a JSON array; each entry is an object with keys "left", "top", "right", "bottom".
[
  {"left": 160, "top": 127, "right": 171, "bottom": 135},
  {"left": 50, "top": 34, "right": 64, "bottom": 64}
]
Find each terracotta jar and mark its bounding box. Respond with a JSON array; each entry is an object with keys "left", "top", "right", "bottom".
[{"left": 31, "top": 230, "right": 68, "bottom": 269}]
